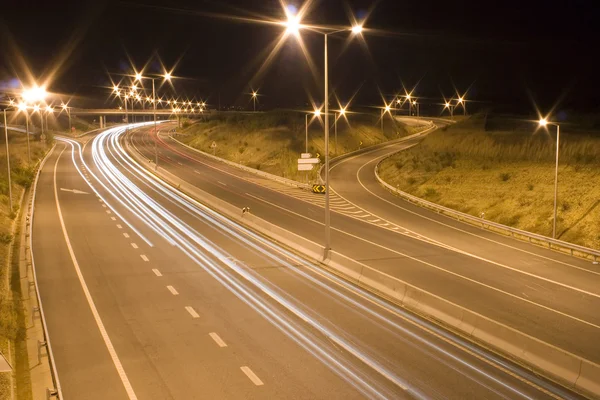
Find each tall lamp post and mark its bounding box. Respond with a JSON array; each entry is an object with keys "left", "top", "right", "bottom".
[
  {"left": 539, "top": 118, "right": 560, "bottom": 239},
  {"left": 334, "top": 107, "right": 346, "bottom": 156},
  {"left": 305, "top": 109, "right": 321, "bottom": 153},
  {"left": 444, "top": 102, "right": 454, "bottom": 119},
  {"left": 381, "top": 105, "right": 391, "bottom": 133},
  {"left": 251, "top": 91, "right": 258, "bottom": 112},
  {"left": 135, "top": 71, "right": 171, "bottom": 171},
  {"left": 284, "top": 19, "right": 363, "bottom": 259},
  {"left": 2, "top": 108, "right": 12, "bottom": 211},
  {"left": 17, "top": 103, "right": 31, "bottom": 162},
  {"left": 457, "top": 96, "right": 466, "bottom": 115}
]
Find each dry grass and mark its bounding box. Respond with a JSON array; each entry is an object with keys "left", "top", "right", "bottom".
[
  {"left": 378, "top": 115, "right": 600, "bottom": 249},
  {"left": 0, "top": 130, "right": 47, "bottom": 400},
  {"left": 179, "top": 111, "right": 408, "bottom": 182}
]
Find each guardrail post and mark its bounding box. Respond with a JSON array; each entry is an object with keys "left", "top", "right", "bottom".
[
  {"left": 38, "top": 340, "right": 47, "bottom": 363},
  {"left": 46, "top": 388, "right": 58, "bottom": 399}
]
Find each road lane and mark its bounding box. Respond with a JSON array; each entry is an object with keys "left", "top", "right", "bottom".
[
  {"left": 94, "top": 124, "right": 584, "bottom": 398},
  {"left": 132, "top": 125, "right": 600, "bottom": 365}
]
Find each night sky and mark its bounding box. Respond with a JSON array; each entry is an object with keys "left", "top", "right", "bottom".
[{"left": 1, "top": 0, "right": 598, "bottom": 115}]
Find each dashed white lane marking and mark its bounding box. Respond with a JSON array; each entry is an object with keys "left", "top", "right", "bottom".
[
  {"left": 209, "top": 332, "right": 227, "bottom": 348},
  {"left": 98, "top": 199, "right": 103, "bottom": 202},
  {"left": 217, "top": 181, "right": 227, "bottom": 186},
  {"left": 185, "top": 306, "right": 200, "bottom": 318},
  {"left": 123, "top": 233, "right": 130, "bottom": 238},
  {"left": 152, "top": 268, "right": 162, "bottom": 276},
  {"left": 111, "top": 217, "right": 116, "bottom": 221},
  {"left": 117, "top": 224, "right": 123, "bottom": 229},
  {"left": 240, "top": 366, "right": 264, "bottom": 386},
  {"left": 53, "top": 147, "right": 138, "bottom": 400},
  {"left": 140, "top": 255, "right": 149, "bottom": 262},
  {"left": 357, "top": 214, "right": 371, "bottom": 218},
  {"left": 106, "top": 210, "right": 112, "bottom": 214},
  {"left": 167, "top": 286, "right": 179, "bottom": 295},
  {"left": 131, "top": 243, "right": 138, "bottom": 249},
  {"left": 102, "top": 204, "right": 107, "bottom": 208}
]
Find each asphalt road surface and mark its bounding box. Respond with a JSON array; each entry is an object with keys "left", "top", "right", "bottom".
[
  {"left": 28, "top": 123, "right": 589, "bottom": 399},
  {"left": 129, "top": 121, "right": 600, "bottom": 366}
]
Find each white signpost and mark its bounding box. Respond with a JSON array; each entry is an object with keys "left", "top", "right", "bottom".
[
  {"left": 210, "top": 141, "right": 217, "bottom": 155},
  {"left": 298, "top": 164, "right": 314, "bottom": 171},
  {"left": 298, "top": 152, "right": 319, "bottom": 173}
]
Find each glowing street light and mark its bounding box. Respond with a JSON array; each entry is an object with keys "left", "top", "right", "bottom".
[
  {"left": 334, "top": 107, "right": 347, "bottom": 155},
  {"left": 351, "top": 24, "right": 363, "bottom": 34},
  {"left": 457, "top": 96, "right": 467, "bottom": 115},
  {"left": 304, "top": 108, "right": 322, "bottom": 153},
  {"left": 538, "top": 117, "right": 561, "bottom": 238},
  {"left": 444, "top": 101, "right": 454, "bottom": 119},
  {"left": 22, "top": 85, "right": 48, "bottom": 103},
  {"left": 251, "top": 91, "right": 258, "bottom": 112},
  {"left": 279, "top": 13, "right": 364, "bottom": 258}
]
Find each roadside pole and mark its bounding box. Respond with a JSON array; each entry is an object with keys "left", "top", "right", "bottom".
[{"left": 3, "top": 110, "right": 13, "bottom": 211}]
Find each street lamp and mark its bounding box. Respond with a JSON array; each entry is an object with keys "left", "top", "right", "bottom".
[
  {"left": 412, "top": 100, "right": 419, "bottom": 117},
  {"left": 251, "top": 91, "right": 258, "bottom": 112},
  {"left": 457, "top": 96, "right": 466, "bottom": 115},
  {"left": 2, "top": 105, "right": 13, "bottom": 211},
  {"left": 281, "top": 12, "right": 364, "bottom": 259},
  {"left": 334, "top": 107, "right": 346, "bottom": 156},
  {"left": 135, "top": 71, "right": 172, "bottom": 170},
  {"left": 381, "top": 104, "right": 391, "bottom": 132},
  {"left": 539, "top": 118, "right": 561, "bottom": 239},
  {"left": 16, "top": 102, "right": 32, "bottom": 162},
  {"left": 305, "top": 108, "right": 321, "bottom": 153},
  {"left": 61, "top": 103, "right": 72, "bottom": 132}
]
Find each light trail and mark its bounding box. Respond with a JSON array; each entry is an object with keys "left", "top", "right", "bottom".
[{"left": 56, "top": 122, "right": 575, "bottom": 399}]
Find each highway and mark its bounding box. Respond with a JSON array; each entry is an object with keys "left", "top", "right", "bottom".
[
  {"left": 129, "top": 120, "right": 600, "bottom": 365},
  {"left": 27, "top": 122, "right": 586, "bottom": 399}
]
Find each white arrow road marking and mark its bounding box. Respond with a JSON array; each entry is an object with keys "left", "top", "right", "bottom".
[{"left": 60, "top": 188, "right": 89, "bottom": 195}]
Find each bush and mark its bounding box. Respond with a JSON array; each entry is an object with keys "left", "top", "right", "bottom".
[
  {"left": 527, "top": 183, "right": 535, "bottom": 191},
  {"left": 0, "top": 232, "right": 12, "bottom": 244},
  {"left": 499, "top": 172, "right": 511, "bottom": 182},
  {"left": 407, "top": 177, "right": 417, "bottom": 185},
  {"left": 424, "top": 187, "right": 439, "bottom": 198}
]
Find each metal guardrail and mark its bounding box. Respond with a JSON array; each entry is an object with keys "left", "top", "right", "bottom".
[
  {"left": 374, "top": 161, "right": 600, "bottom": 261},
  {"left": 27, "top": 144, "right": 63, "bottom": 399},
  {"left": 167, "top": 133, "right": 312, "bottom": 190}
]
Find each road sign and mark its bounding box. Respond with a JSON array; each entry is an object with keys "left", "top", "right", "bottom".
[
  {"left": 301, "top": 153, "right": 312, "bottom": 159},
  {"left": 316, "top": 153, "right": 320, "bottom": 159},
  {"left": 297, "top": 158, "right": 320, "bottom": 164},
  {"left": 298, "top": 164, "right": 313, "bottom": 171},
  {"left": 312, "top": 184, "right": 326, "bottom": 194}
]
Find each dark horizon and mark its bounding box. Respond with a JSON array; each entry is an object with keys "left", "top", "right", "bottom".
[{"left": 1, "top": 0, "right": 599, "bottom": 117}]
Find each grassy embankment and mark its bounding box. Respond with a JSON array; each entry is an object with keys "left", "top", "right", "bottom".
[
  {"left": 0, "top": 130, "right": 49, "bottom": 399},
  {"left": 378, "top": 115, "right": 600, "bottom": 249},
  {"left": 177, "top": 111, "right": 411, "bottom": 182}
]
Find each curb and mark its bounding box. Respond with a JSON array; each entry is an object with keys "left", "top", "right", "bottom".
[{"left": 125, "top": 137, "right": 599, "bottom": 399}]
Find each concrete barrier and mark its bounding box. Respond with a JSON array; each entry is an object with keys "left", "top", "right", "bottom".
[{"left": 125, "top": 137, "right": 600, "bottom": 399}]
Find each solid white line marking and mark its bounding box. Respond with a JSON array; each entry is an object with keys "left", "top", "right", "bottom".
[
  {"left": 240, "top": 366, "right": 264, "bottom": 386},
  {"left": 167, "top": 285, "right": 179, "bottom": 295},
  {"left": 245, "top": 191, "right": 600, "bottom": 329},
  {"left": 152, "top": 268, "right": 162, "bottom": 276},
  {"left": 52, "top": 148, "right": 138, "bottom": 400},
  {"left": 209, "top": 332, "right": 227, "bottom": 348},
  {"left": 116, "top": 224, "right": 123, "bottom": 229},
  {"left": 185, "top": 306, "right": 200, "bottom": 318},
  {"left": 123, "top": 233, "right": 130, "bottom": 238},
  {"left": 130, "top": 243, "right": 138, "bottom": 249},
  {"left": 140, "top": 254, "right": 149, "bottom": 262}
]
